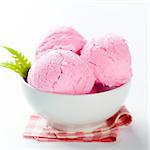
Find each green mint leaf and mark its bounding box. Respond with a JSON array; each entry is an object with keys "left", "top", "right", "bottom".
[
  {"left": 0, "top": 46, "right": 31, "bottom": 79},
  {"left": 0, "top": 62, "right": 26, "bottom": 78}
]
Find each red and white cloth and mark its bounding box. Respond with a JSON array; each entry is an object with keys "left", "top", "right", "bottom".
[{"left": 23, "top": 106, "right": 132, "bottom": 142}]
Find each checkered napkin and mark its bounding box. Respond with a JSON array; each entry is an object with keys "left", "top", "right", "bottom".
[{"left": 23, "top": 106, "right": 132, "bottom": 142}]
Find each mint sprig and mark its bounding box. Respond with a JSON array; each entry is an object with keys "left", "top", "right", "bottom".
[{"left": 0, "top": 46, "right": 31, "bottom": 79}]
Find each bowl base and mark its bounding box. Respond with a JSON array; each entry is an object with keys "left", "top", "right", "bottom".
[{"left": 47, "top": 120, "right": 105, "bottom": 132}]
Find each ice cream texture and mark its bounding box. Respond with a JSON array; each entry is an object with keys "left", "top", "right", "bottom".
[
  {"left": 81, "top": 34, "right": 132, "bottom": 87},
  {"left": 36, "top": 27, "right": 86, "bottom": 56},
  {"left": 27, "top": 50, "right": 95, "bottom": 94}
]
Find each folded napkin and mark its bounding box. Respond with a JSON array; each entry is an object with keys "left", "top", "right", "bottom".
[{"left": 23, "top": 106, "right": 132, "bottom": 142}]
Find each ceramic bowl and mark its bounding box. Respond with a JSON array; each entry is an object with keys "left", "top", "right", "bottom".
[{"left": 21, "top": 80, "right": 131, "bottom": 131}]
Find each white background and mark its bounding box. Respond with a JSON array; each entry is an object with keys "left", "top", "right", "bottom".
[{"left": 0, "top": 0, "right": 149, "bottom": 150}]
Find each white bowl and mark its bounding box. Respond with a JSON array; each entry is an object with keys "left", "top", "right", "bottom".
[{"left": 21, "top": 80, "right": 131, "bottom": 131}]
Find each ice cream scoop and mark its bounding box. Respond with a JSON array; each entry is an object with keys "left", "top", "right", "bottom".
[
  {"left": 81, "top": 34, "right": 132, "bottom": 87},
  {"left": 36, "top": 27, "right": 86, "bottom": 56},
  {"left": 27, "top": 50, "right": 95, "bottom": 94}
]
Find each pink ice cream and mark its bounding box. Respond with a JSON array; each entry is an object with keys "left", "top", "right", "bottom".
[
  {"left": 36, "top": 27, "right": 86, "bottom": 56},
  {"left": 81, "top": 34, "right": 132, "bottom": 87},
  {"left": 27, "top": 50, "right": 95, "bottom": 94}
]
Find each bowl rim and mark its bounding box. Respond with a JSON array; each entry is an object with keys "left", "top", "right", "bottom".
[{"left": 21, "top": 77, "right": 131, "bottom": 97}]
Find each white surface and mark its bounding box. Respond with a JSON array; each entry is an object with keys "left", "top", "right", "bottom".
[{"left": 0, "top": 0, "right": 149, "bottom": 150}]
